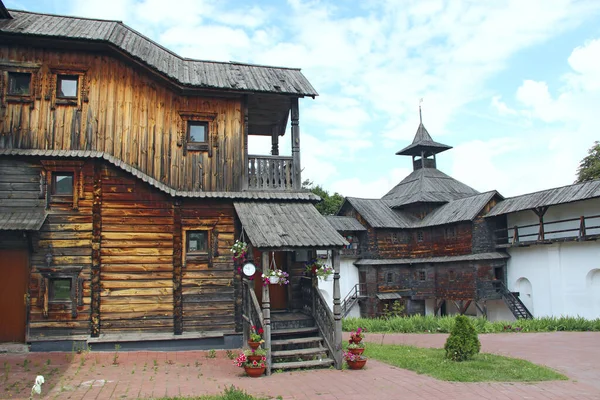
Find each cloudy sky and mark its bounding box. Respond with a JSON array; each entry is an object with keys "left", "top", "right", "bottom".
[{"left": 7, "top": 0, "right": 600, "bottom": 198}]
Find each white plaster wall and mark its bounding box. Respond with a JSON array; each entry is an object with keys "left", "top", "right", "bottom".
[
  {"left": 507, "top": 240, "right": 600, "bottom": 319},
  {"left": 484, "top": 300, "right": 516, "bottom": 321},
  {"left": 505, "top": 198, "right": 600, "bottom": 243},
  {"left": 318, "top": 255, "right": 360, "bottom": 317}
]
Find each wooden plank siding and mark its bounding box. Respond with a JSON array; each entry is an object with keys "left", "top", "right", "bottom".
[{"left": 0, "top": 45, "right": 244, "bottom": 192}]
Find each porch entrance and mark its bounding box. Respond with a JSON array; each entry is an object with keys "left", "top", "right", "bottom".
[
  {"left": 254, "top": 250, "right": 288, "bottom": 310},
  {"left": 0, "top": 249, "right": 28, "bottom": 342}
]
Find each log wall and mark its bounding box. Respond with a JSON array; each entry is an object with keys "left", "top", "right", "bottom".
[{"left": 0, "top": 45, "right": 244, "bottom": 192}]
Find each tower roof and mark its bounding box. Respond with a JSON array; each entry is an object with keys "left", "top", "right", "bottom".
[{"left": 395, "top": 122, "right": 452, "bottom": 156}]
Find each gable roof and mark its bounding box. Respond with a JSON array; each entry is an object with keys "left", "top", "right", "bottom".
[
  {"left": 343, "top": 198, "right": 417, "bottom": 228},
  {"left": 395, "top": 123, "right": 452, "bottom": 156},
  {"left": 324, "top": 216, "right": 367, "bottom": 231},
  {"left": 234, "top": 202, "right": 348, "bottom": 249},
  {"left": 382, "top": 167, "right": 479, "bottom": 208},
  {"left": 0, "top": 10, "right": 317, "bottom": 97},
  {"left": 417, "top": 191, "right": 501, "bottom": 227},
  {"left": 486, "top": 179, "right": 600, "bottom": 217},
  {"left": 0, "top": 149, "right": 320, "bottom": 201}
]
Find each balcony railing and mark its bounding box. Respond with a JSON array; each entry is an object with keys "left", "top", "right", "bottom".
[{"left": 246, "top": 155, "right": 299, "bottom": 190}]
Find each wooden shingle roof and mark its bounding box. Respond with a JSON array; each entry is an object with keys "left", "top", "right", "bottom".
[
  {"left": 486, "top": 179, "right": 600, "bottom": 216},
  {"left": 343, "top": 198, "right": 417, "bottom": 228},
  {"left": 382, "top": 167, "right": 479, "bottom": 208},
  {"left": 0, "top": 211, "right": 47, "bottom": 230},
  {"left": 395, "top": 123, "right": 452, "bottom": 156},
  {"left": 0, "top": 10, "right": 318, "bottom": 97},
  {"left": 234, "top": 202, "right": 348, "bottom": 249},
  {"left": 417, "top": 191, "right": 501, "bottom": 227},
  {"left": 355, "top": 252, "right": 509, "bottom": 265},
  {"left": 324, "top": 216, "right": 367, "bottom": 231}
]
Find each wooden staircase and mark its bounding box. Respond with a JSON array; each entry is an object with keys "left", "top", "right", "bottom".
[
  {"left": 270, "top": 312, "right": 334, "bottom": 371},
  {"left": 495, "top": 281, "right": 533, "bottom": 319},
  {"left": 341, "top": 283, "right": 366, "bottom": 317}
]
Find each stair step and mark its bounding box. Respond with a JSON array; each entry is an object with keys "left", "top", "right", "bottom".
[
  {"left": 272, "top": 358, "right": 334, "bottom": 370},
  {"left": 272, "top": 347, "right": 327, "bottom": 358},
  {"left": 272, "top": 326, "right": 318, "bottom": 336},
  {"left": 271, "top": 336, "right": 323, "bottom": 346}
]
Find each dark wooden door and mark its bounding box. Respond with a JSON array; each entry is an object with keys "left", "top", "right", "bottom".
[
  {"left": 0, "top": 249, "right": 28, "bottom": 342},
  {"left": 253, "top": 251, "right": 288, "bottom": 310}
]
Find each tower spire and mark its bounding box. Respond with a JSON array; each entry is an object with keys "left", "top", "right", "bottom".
[{"left": 419, "top": 98, "right": 423, "bottom": 124}]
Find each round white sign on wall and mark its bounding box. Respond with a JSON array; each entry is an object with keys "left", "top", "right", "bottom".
[{"left": 242, "top": 263, "right": 256, "bottom": 277}]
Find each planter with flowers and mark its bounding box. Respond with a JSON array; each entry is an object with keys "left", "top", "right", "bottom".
[
  {"left": 304, "top": 259, "right": 334, "bottom": 281},
  {"left": 244, "top": 347, "right": 267, "bottom": 363},
  {"left": 234, "top": 352, "right": 267, "bottom": 377},
  {"left": 344, "top": 351, "right": 367, "bottom": 370},
  {"left": 261, "top": 269, "right": 289, "bottom": 286},
  {"left": 347, "top": 341, "right": 365, "bottom": 355},
  {"left": 349, "top": 327, "right": 365, "bottom": 344},
  {"left": 248, "top": 325, "right": 264, "bottom": 350}
]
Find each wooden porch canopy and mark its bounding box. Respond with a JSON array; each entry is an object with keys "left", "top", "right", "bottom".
[
  {"left": 233, "top": 202, "right": 348, "bottom": 250},
  {"left": 0, "top": 211, "right": 47, "bottom": 231}
]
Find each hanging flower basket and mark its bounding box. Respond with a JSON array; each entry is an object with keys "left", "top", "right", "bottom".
[
  {"left": 261, "top": 269, "right": 289, "bottom": 286},
  {"left": 304, "top": 258, "right": 334, "bottom": 281}
]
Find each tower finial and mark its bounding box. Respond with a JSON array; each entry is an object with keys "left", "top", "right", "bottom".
[{"left": 419, "top": 98, "right": 423, "bottom": 124}]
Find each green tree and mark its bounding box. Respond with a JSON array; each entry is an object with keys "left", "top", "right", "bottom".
[
  {"left": 302, "top": 179, "right": 345, "bottom": 215},
  {"left": 576, "top": 141, "right": 600, "bottom": 183},
  {"left": 444, "top": 315, "right": 481, "bottom": 362}
]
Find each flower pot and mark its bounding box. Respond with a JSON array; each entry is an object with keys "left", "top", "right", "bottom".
[
  {"left": 248, "top": 340, "right": 261, "bottom": 350},
  {"left": 247, "top": 355, "right": 262, "bottom": 363},
  {"left": 244, "top": 366, "right": 266, "bottom": 377},
  {"left": 350, "top": 337, "right": 362, "bottom": 344},
  {"left": 349, "top": 348, "right": 364, "bottom": 355},
  {"left": 269, "top": 276, "right": 280, "bottom": 284},
  {"left": 347, "top": 358, "right": 367, "bottom": 370}
]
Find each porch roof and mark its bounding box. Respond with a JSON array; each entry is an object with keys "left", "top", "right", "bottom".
[
  {"left": 0, "top": 211, "right": 47, "bottom": 230},
  {"left": 234, "top": 202, "right": 348, "bottom": 250},
  {"left": 355, "top": 252, "right": 509, "bottom": 266}
]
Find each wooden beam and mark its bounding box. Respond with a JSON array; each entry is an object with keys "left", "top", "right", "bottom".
[
  {"left": 533, "top": 206, "right": 549, "bottom": 241},
  {"left": 90, "top": 162, "right": 102, "bottom": 337},
  {"left": 262, "top": 252, "right": 272, "bottom": 376},
  {"left": 173, "top": 199, "right": 183, "bottom": 335},
  {"left": 511, "top": 225, "right": 519, "bottom": 244},
  {"left": 474, "top": 300, "right": 487, "bottom": 319},
  {"left": 271, "top": 126, "right": 279, "bottom": 156},
  {"left": 579, "top": 216, "right": 586, "bottom": 238},
  {"left": 459, "top": 300, "right": 472, "bottom": 315},
  {"left": 242, "top": 94, "right": 249, "bottom": 190},
  {"left": 434, "top": 298, "right": 445, "bottom": 316},
  {"left": 290, "top": 97, "right": 301, "bottom": 190}
]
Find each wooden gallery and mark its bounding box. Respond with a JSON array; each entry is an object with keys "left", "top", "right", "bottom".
[{"left": 0, "top": 4, "right": 349, "bottom": 372}]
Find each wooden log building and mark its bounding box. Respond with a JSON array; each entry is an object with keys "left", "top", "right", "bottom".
[{"left": 0, "top": 4, "right": 347, "bottom": 369}]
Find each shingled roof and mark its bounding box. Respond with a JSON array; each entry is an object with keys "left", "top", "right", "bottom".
[
  {"left": 382, "top": 167, "right": 479, "bottom": 208},
  {"left": 395, "top": 123, "right": 452, "bottom": 156},
  {"left": 0, "top": 10, "right": 318, "bottom": 97}
]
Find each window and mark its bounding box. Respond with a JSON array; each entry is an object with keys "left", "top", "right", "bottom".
[
  {"left": 416, "top": 230, "right": 424, "bottom": 242},
  {"left": 8, "top": 72, "right": 31, "bottom": 96},
  {"left": 187, "top": 230, "right": 208, "bottom": 254},
  {"left": 449, "top": 270, "right": 456, "bottom": 281},
  {"left": 188, "top": 121, "right": 208, "bottom": 143},
  {"left": 418, "top": 270, "right": 426, "bottom": 281},
  {"left": 445, "top": 226, "right": 457, "bottom": 239},
  {"left": 57, "top": 75, "right": 79, "bottom": 98},
  {"left": 386, "top": 272, "right": 394, "bottom": 284},
  {"left": 49, "top": 278, "right": 72, "bottom": 302},
  {"left": 52, "top": 173, "right": 74, "bottom": 196}
]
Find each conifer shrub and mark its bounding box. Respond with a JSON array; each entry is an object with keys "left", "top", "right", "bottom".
[{"left": 444, "top": 315, "right": 481, "bottom": 361}]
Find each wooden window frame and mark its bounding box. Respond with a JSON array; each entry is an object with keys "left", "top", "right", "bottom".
[
  {"left": 51, "top": 172, "right": 75, "bottom": 197},
  {"left": 416, "top": 230, "right": 424, "bottom": 242},
  {"left": 49, "top": 66, "right": 88, "bottom": 109},
  {"left": 386, "top": 272, "right": 394, "bottom": 284},
  {"left": 418, "top": 270, "right": 426, "bottom": 281},
  {"left": 445, "top": 226, "right": 457, "bottom": 239},
  {"left": 182, "top": 227, "right": 218, "bottom": 265},
  {"left": 7, "top": 71, "right": 32, "bottom": 96},
  {"left": 0, "top": 61, "right": 41, "bottom": 107},
  {"left": 448, "top": 269, "right": 456, "bottom": 282},
  {"left": 56, "top": 74, "right": 79, "bottom": 100},
  {"left": 41, "top": 161, "right": 84, "bottom": 210},
  {"left": 178, "top": 111, "right": 217, "bottom": 155},
  {"left": 38, "top": 267, "right": 83, "bottom": 319}
]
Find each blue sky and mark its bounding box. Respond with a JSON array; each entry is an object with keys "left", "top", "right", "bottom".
[{"left": 6, "top": 0, "right": 600, "bottom": 198}]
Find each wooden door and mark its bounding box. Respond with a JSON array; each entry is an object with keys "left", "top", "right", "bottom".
[
  {"left": 253, "top": 251, "right": 288, "bottom": 310},
  {"left": 0, "top": 249, "right": 28, "bottom": 342}
]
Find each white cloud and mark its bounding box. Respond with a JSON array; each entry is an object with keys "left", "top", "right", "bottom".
[
  {"left": 491, "top": 96, "right": 518, "bottom": 116},
  {"left": 330, "top": 168, "right": 411, "bottom": 198}
]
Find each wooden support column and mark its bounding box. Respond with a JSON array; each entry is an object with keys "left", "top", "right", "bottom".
[
  {"left": 474, "top": 300, "right": 487, "bottom": 319},
  {"left": 434, "top": 298, "right": 445, "bottom": 316},
  {"left": 533, "top": 206, "right": 549, "bottom": 241},
  {"left": 90, "top": 163, "right": 102, "bottom": 337},
  {"left": 420, "top": 150, "right": 425, "bottom": 169},
  {"left": 459, "top": 300, "right": 472, "bottom": 315},
  {"left": 261, "top": 252, "right": 272, "bottom": 376},
  {"left": 173, "top": 199, "right": 183, "bottom": 335},
  {"left": 511, "top": 225, "right": 519, "bottom": 244},
  {"left": 242, "top": 94, "right": 249, "bottom": 190},
  {"left": 271, "top": 127, "right": 279, "bottom": 155},
  {"left": 579, "top": 216, "right": 586, "bottom": 238},
  {"left": 290, "top": 97, "right": 301, "bottom": 190},
  {"left": 332, "top": 249, "right": 343, "bottom": 369}
]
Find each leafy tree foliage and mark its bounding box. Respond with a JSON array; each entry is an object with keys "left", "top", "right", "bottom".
[
  {"left": 302, "top": 179, "right": 345, "bottom": 216},
  {"left": 444, "top": 315, "right": 481, "bottom": 361},
  {"left": 576, "top": 141, "right": 600, "bottom": 183}
]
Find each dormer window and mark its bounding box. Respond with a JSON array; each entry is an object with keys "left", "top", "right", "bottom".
[
  {"left": 57, "top": 75, "right": 79, "bottom": 98},
  {"left": 8, "top": 72, "right": 31, "bottom": 96}
]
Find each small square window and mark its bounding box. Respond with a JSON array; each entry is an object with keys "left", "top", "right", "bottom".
[
  {"left": 188, "top": 122, "right": 208, "bottom": 143},
  {"left": 8, "top": 72, "right": 31, "bottom": 96},
  {"left": 445, "top": 226, "right": 457, "bottom": 239},
  {"left": 449, "top": 270, "right": 456, "bottom": 281},
  {"left": 57, "top": 75, "right": 79, "bottom": 98},
  {"left": 49, "top": 278, "right": 72, "bottom": 301},
  {"left": 386, "top": 272, "right": 394, "bottom": 284},
  {"left": 416, "top": 230, "right": 424, "bottom": 242},
  {"left": 187, "top": 231, "right": 208, "bottom": 253},
  {"left": 419, "top": 271, "right": 426, "bottom": 281},
  {"left": 52, "top": 173, "right": 74, "bottom": 196}
]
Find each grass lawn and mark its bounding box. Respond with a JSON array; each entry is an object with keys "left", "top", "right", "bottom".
[
  {"left": 364, "top": 343, "right": 568, "bottom": 382},
  {"left": 151, "top": 386, "right": 268, "bottom": 400}
]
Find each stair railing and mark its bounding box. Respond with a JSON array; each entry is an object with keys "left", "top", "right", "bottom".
[
  {"left": 301, "top": 277, "right": 340, "bottom": 368},
  {"left": 241, "top": 278, "right": 264, "bottom": 344},
  {"left": 494, "top": 280, "right": 533, "bottom": 319},
  {"left": 341, "top": 283, "right": 365, "bottom": 317}
]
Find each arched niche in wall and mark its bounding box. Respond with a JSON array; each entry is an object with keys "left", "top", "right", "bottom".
[
  {"left": 515, "top": 277, "right": 534, "bottom": 315},
  {"left": 586, "top": 269, "right": 600, "bottom": 318}
]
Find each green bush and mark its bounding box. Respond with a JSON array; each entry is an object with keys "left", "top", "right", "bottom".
[{"left": 444, "top": 315, "right": 481, "bottom": 361}]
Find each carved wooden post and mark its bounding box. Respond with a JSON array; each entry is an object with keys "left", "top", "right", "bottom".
[
  {"left": 271, "top": 127, "right": 279, "bottom": 155},
  {"left": 533, "top": 206, "right": 548, "bottom": 241},
  {"left": 242, "top": 94, "right": 249, "bottom": 190},
  {"left": 242, "top": 278, "right": 249, "bottom": 344},
  {"left": 511, "top": 225, "right": 519, "bottom": 244},
  {"left": 261, "top": 252, "right": 272, "bottom": 376},
  {"left": 173, "top": 199, "right": 183, "bottom": 335},
  {"left": 290, "top": 98, "right": 301, "bottom": 190},
  {"left": 332, "top": 249, "right": 342, "bottom": 369},
  {"left": 579, "top": 216, "right": 586, "bottom": 238},
  {"left": 90, "top": 163, "right": 102, "bottom": 337}
]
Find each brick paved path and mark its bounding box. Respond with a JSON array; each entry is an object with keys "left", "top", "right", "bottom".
[{"left": 0, "top": 332, "right": 598, "bottom": 399}]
